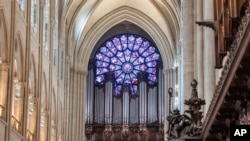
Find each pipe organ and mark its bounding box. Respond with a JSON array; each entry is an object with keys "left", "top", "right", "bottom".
[
  {"left": 85, "top": 33, "right": 172, "bottom": 141},
  {"left": 85, "top": 67, "right": 166, "bottom": 141}
]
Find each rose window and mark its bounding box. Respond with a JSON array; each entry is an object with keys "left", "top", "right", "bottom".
[{"left": 95, "top": 34, "right": 160, "bottom": 95}]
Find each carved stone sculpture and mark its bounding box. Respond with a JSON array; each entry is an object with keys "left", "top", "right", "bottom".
[
  {"left": 167, "top": 109, "right": 186, "bottom": 138},
  {"left": 184, "top": 79, "right": 205, "bottom": 137},
  {"left": 138, "top": 126, "right": 147, "bottom": 139},
  {"left": 85, "top": 125, "right": 94, "bottom": 140},
  {"left": 104, "top": 125, "right": 113, "bottom": 138},
  {"left": 158, "top": 124, "right": 164, "bottom": 139},
  {"left": 167, "top": 79, "right": 206, "bottom": 139},
  {"left": 121, "top": 125, "right": 130, "bottom": 139}
]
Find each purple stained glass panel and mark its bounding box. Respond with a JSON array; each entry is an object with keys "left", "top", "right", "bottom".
[{"left": 95, "top": 34, "right": 160, "bottom": 95}]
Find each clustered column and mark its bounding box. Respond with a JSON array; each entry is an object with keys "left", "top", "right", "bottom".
[
  {"left": 203, "top": 0, "right": 215, "bottom": 114},
  {"left": 85, "top": 69, "right": 94, "bottom": 124},
  {"left": 158, "top": 68, "right": 164, "bottom": 124}
]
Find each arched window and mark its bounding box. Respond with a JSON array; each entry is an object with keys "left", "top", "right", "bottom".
[
  {"left": 53, "top": 0, "right": 59, "bottom": 66},
  {"left": 31, "top": 0, "right": 38, "bottom": 33},
  {"left": 95, "top": 34, "right": 160, "bottom": 95},
  {"left": 18, "top": 0, "right": 25, "bottom": 10},
  {"left": 43, "top": 0, "right": 50, "bottom": 56}
]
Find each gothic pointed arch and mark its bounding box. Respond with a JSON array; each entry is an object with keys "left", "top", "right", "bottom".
[
  {"left": 0, "top": 8, "right": 8, "bottom": 120},
  {"left": 26, "top": 54, "right": 38, "bottom": 141},
  {"left": 0, "top": 8, "right": 8, "bottom": 62},
  {"left": 40, "top": 72, "right": 48, "bottom": 141},
  {"left": 14, "top": 33, "right": 24, "bottom": 81},
  {"left": 72, "top": 6, "right": 175, "bottom": 72},
  {"left": 11, "top": 33, "right": 25, "bottom": 133}
]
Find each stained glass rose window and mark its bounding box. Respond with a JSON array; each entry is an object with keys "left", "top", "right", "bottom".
[{"left": 95, "top": 34, "right": 160, "bottom": 95}]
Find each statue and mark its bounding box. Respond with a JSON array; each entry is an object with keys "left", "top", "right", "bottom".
[
  {"left": 167, "top": 79, "right": 206, "bottom": 139},
  {"left": 184, "top": 79, "right": 205, "bottom": 137},
  {"left": 167, "top": 109, "right": 187, "bottom": 138}
]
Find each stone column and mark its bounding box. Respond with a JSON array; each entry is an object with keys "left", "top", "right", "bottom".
[
  {"left": 0, "top": 63, "right": 9, "bottom": 119},
  {"left": 194, "top": 0, "right": 205, "bottom": 113},
  {"left": 181, "top": 0, "right": 194, "bottom": 113},
  {"left": 163, "top": 69, "right": 169, "bottom": 141},
  {"left": 67, "top": 69, "right": 87, "bottom": 141},
  {"left": 79, "top": 71, "right": 87, "bottom": 141},
  {"left": 86, "top": 69, "right": 94, "bottom": 124},
  {"left": 158, "top": 68, "right": 164, "bottom": 124},
  {"left": 203, "top": 0, "right": 215, "bottom": 114}
]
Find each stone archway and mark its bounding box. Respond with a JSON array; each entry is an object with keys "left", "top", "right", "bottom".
[{"left": 65, "top": 5, "right": 179, "bottom": 141}]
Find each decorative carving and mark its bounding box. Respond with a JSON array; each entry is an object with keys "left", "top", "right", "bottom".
[
  {"left": 167, "top": 109, "right": 187, "bottom": 138},
  {"left": 204, "top": 0, "right": 250, "bottom": 136},
  {"left": 85, "top": 125, "right": 94, "bottom": 140},
  {"left": 130, "top": 126, "right": 139, "bottom": 132},
  {"left": 104, "top": 125, "right": 113, "bottom": 138},
  {"left": 184, "top": 79, "right": 205, "bottom": 137},
  {"left": 167, "top": 79, "right": 205, "bottom": 138},
  {"left": 138, "top": 126, "right": 148, "bottom": 139},
  {"left": 203, "top": 1, "right": 250, "bottom": 139},
  {"left": 158, "top": 124, "right": 164, "bottom": 139},
  {"left": 121, "top": 125, "right": 130, "bottom": 139},
  {"left": 113, "top": 126, "right": 122, "bottom": 133}
]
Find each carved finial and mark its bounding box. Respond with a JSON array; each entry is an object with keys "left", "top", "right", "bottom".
[
  {"left": 191, "top": 79, "right": 198, "bottom": 89},
  {"left": 168, "top": 88, "right": 173, "bottom": 97}
]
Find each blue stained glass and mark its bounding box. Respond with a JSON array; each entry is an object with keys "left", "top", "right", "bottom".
[
  {"left": 146, "top": 61, "right": 157, "bottom": 67},
  {"left": 114, "top": 85, "right": 122, "bottom": 95},
  {"left": 96, "top": 61, "right": 109, "bottom": 67},
  {"left": 131, "top": 85, "right": 138, "bottom": 95},
  {"left": 147, "top": 68, "right": 157, "bottom": 74},
  {"left": 95, "top": 34, "right": 160, "bottom": 95}
]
